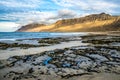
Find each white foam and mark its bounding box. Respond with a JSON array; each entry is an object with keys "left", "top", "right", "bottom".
[{"left": 0, "top": 39, "right": 16, "bottom": 41}]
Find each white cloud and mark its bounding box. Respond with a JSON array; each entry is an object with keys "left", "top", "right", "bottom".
[
  {"left": 1, "top": 9, "right": 78, "bottom": 25},
  {"left": 52, "top": 0, "right": 118, "bottom": 13},
  {"left": 0, "top": 0, "right": 43, "bottom": 8},
  {"left": 58, "top": 9, "right": 76, "bottom": 19},
  {"left": 52, "top": 0, "right": 74, "bottom": 7},
  {"left": 0, "top": 22, "right": 20, "bottom": 32},
  {"left": 0, "top": 11, "right": 57, "bottom": 26}
]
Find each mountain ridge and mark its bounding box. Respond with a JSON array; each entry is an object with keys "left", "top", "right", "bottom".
[{"left": 17, "top": 13, "right": 120, "bottom": 32}]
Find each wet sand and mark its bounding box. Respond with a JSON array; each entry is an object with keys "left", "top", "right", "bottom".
[{"left": 0, "top": 41, "right": 89, "bottom": 60}]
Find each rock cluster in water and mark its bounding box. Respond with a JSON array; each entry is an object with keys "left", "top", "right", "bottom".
[{"left": 0, "top": 37, "right": 71, "bottom": 50}]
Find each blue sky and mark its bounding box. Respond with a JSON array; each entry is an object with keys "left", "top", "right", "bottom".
[{"left": 0, "top": 0, "right": 120, "bottom": 32}]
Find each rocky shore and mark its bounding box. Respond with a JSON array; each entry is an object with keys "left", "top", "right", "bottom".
[
  {"left": 0, "top": 33, "right": 120, "bottom": 80},
  {"left": 0, "top": 37, "right": 73, "bottom": 50}
]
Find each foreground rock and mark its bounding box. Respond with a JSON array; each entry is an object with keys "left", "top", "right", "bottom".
[
  {"left": 0, "top": 33, "right": 120, "bottom": 80},
  {"left": 0, "top": 46, "right": 120, "bottom": 80}
]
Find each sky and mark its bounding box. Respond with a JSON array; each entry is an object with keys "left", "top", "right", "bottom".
[{"left": 0, "top": 0, "right": 120, "bottom": 32}]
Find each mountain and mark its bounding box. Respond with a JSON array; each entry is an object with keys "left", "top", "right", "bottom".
[
  {"left": 17, "top": 23, "right": 45, "bottom": 32},
  {"left": 17, "top": 13, "right": 120, "bottom": 32}
]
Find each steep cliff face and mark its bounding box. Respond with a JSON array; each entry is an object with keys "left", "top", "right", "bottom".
[
  {"left": 55, "top": 13, "right": 112, "bottom": 27},
  {"left": 17, "top": 13, "right": 120, "bottom": 32}
]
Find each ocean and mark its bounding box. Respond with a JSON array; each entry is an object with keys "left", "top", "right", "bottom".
[{"left": 0, "top": 32, "right": 87, "bottom": 40}]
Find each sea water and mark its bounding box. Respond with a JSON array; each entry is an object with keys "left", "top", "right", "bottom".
[{"left": 0, "top": 32, "right": 87, "bottom": 41}]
